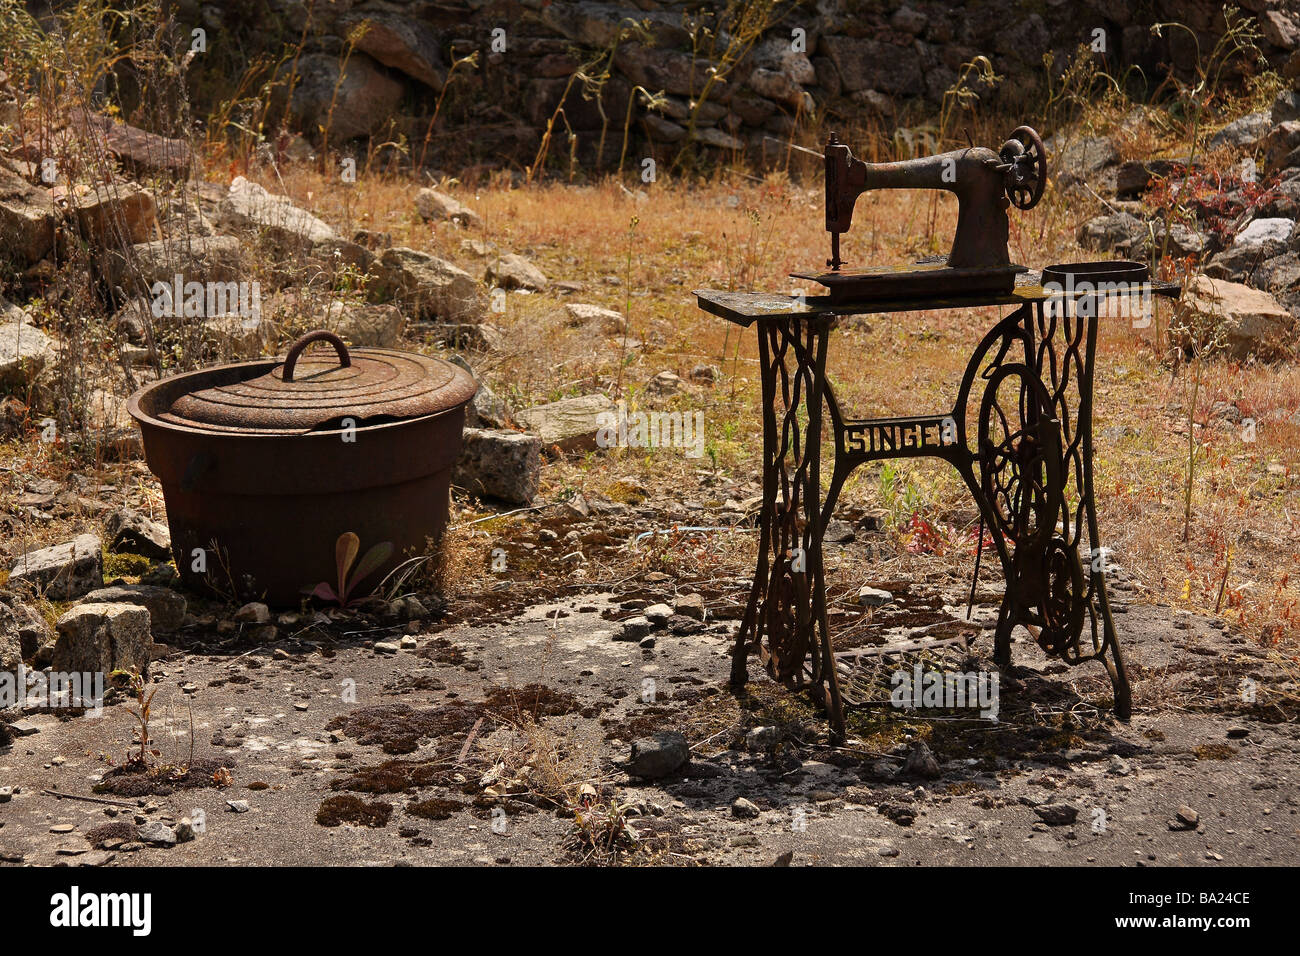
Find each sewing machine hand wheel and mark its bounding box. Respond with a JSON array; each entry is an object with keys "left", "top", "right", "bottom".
[{"left": 1000, "top": 126, "right": 1046, "bottom": 211}]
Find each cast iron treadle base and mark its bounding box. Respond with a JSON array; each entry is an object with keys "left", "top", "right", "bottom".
[{"left": 699, "top": 283, "right": 1179, "bottom": 740}]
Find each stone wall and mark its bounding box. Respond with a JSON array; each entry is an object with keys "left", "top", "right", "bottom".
[{"left": 179, "top": 0, "right": 1300, "bottom": 166}]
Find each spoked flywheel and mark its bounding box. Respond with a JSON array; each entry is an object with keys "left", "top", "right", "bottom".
[{"left": 977, "top": 363, "right": 1063, "bottom": 553}]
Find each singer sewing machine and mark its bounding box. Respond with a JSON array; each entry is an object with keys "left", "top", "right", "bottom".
[
  {"left": 791, "top": 126, "right": 1046, "bottom": 302},
  {"left": 696, "top": 127, "right": 1179, "bottom": 740}
]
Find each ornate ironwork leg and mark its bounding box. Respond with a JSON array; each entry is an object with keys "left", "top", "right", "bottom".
[
  {"left": 968, "top": 299, "right": 1131, "bottom": 718},
  {"left": 732, "top": 315, "right": 845, "bottom": 739}
]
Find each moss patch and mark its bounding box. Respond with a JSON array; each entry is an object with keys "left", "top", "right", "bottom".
[{"left": 316, "top": 795, "right": 392, "bottom": 828}]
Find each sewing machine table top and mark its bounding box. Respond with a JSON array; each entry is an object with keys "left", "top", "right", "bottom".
[
  {"left": 790, "top": 261, "right": 1028, "bottom": 303},
  {"left": 695, "top": 274, "right": 1181, "bottom": 327}
]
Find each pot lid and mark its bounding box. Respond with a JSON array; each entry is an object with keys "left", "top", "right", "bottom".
[{"left": 161, "top": 330, "right": 476, "bottom": 434}]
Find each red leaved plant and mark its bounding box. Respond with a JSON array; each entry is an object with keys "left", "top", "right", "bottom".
[{"left": 313, "top": 532, "right": 395, "bottom": 608}]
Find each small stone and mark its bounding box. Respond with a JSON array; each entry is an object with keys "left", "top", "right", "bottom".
[
  {"left": 374, "top": 641, "right": 400, "bottom": 654},
  {"left": 617, "top": 616, "right": 653, "bottom": 641},
  {"left": 50, "top": 823, "right": 75, "bottom": 834},
  {"left": 626, "top": 731, "right": 690, "bottom": 779},
  {"left": 0, "top": 787, "right": 12, "bottom": 802},
  {"left": 1173, "top": 805, "right": 1199, "bottom": 830},
  {"left": 7, "top": 719, "right": 39, "bottom": 737},
  {"left": 174, "top": 819, "right": 196, "bottom": 843},
  {"left": 104, "top": 508, "right": 172, "bottom": 560},
  {"left": 638, "top": 635, "right": 657, "bottom": 649},
  {"left": 485, "top": 253, "right": 548, "bottom": 291},
  {"left": 673, "top": 593, "right": 705, "bottom": 620},
  {"left": 137, "top": 821, "right": 176, "bottom": 846},
  {"left": 226, "top": 800, "right": 250, "bottom": 814},
  {"left": 1227, "top": 727, "right": 1249, "bottom": 739},
  {"left": 233, "top": 602, "right": 271, "bottom": 624},
  {"left": 899, "top": 741, "right": 941, "bottom": 780},
  {"left": 857, "top": 586, "right": 893, "bottom": 607},
  {"left": 729, "top": 834, "right": 760, "bottom": 848},
  {"left": 293, "top": 702, "right": 309, "bottom": 711},
  {"left": 644, "top": 603, "right": 673, "bottom": 625},
  {"left": 1034, "top": 803, "right": 1079, "bottom": 826},
  {"left": 399, "top": 635, "right": 418, "bottom": 650},
  {"left": 731, "top": 797, "right": 761, "bottom": 819},
  {"left": 878, "top": 845, "right": 901, "bottom": 857},
  {"left": 745, "top": 726, "right": 779, "bottom": 752}
]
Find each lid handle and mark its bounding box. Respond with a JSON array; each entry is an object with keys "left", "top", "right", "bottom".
[{"left": 282, "top": 330, "right": 351, "bottom": 382}]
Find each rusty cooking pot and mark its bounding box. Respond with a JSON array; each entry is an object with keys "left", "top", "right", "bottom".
[{"left": 127, "top": 330, "right": 476, "bottom": 606}]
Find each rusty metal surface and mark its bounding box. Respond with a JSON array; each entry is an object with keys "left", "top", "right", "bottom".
[
  {"left": 694, "top": 279, "right": 1181, "bottom": 326},
  {"left": 791, "top": 261, "right": 1027, "bottom": 303},
  {"left": 159, "top": 331, "right": 475, "bottom": 434},
  {"left": 126, "top": 329, "right": 475, "bottom": 605}
]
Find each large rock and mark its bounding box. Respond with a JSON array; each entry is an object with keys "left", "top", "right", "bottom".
[
  {"left": 614, "top": 44, "right": 721, "bottom": 98},
  {"left": 516, "top": 393, "right": 615, "bottom": 454},
  {"left": 821, "top": 35, "right": 923, "bottom": 96},
  {"left": 1262, "top": 120, "right": 1300, "bottom": 170},
  {"left": 746, "top": 67, "right": 807, "bottom": 107},
  {"left": 1209, "top": 111, "right": 1271, "bottom": 149},
  {"left": 325, "top": 300, "right": 405, "bottom": 347},
  {"left": 217, "top": 176, "right": 338, "bottom": 252},
  {"left": 625, "top": 731, "right": 690, "bottom": 778},
  {"left": 0, "top": 299, "right": 55, "bottom": 391},
  {"left": 81, "top": 585, "right": 186, "bottom": 632},
  {"left": 454, "top": 428, "right": 541, "bottom": 504},
  {"left": 52, "top": 603, "right": 151, "bottom": 676},
  {"left": 485, "top": 253, "right": 547, "bottom": 291},
  {"left": 3, "top": 600, "right": 53, "bottom": 662},
  {"left": 1116, "top": 158, "right": 1178, "bottom": 197},
  {"left": 564, "top": 302, "right": 626, "bottom": 333},
  {"left": 1177, "top": 275, "right": 1294, "bottom": 359},
  {"left": 0, "top": 167, "right": 55, "bottom": 265},
  {"left": 541, "top": 2, "right": 690, "bottom": 50},
  {"left": 448, "top": 355, "right": 507, "bottom": 427},
  {"left": 340, "top": 11, "right": 445, "bottom": 90},
  {"left": 72, "top": 182, "right": 158, "bottom": 246},
  {"left": 71, "top": 110, "right": 191, "bottom": 176},
  {"left": 1205, "top": 218, "right": 1294, "bottom": 281},
  {"left": 291, "top": 52, "right": 405, "bottom": 142},
  {"left": 0, "top": 613, "right": 20, "bottom": 672},
  {"left": 1054, "top": 135, "right": 1119, "bottom": 186},
  {"left": 1077, "top": 212, "right": 1148, "bottom": 254},
  {"left": 8, "top": 535, "right": 104, "bottom": 600},
  {"left": 415, "top": 188, "right": 481, "bottom": 227},
  {"left": 1255, "top": 252, "right": 1300, "bottom": 295},
  {"left": 751, "top": 36, "right": 817, "bottom": 85},
  {"left": 107, "top": 235, "right": 245, "bottom": 295},
  {"left": 372, "top": 247, "right": 485, "bottom": 323},
  {"left": 105, "top": 508, "right": 172, "bottom": 560}
]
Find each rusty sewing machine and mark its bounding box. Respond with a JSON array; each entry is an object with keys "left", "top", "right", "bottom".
[{"left": 696, "top": 126, "right": 1177, "bottom": 739}]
